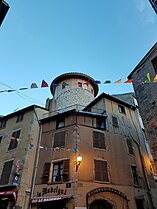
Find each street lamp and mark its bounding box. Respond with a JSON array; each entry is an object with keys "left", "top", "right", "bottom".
[{"left": 76, "top": 155, "right": 82, "bottom": 172}]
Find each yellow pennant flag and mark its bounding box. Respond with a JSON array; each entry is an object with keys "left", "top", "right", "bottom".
[
  {"left": 114, "top": 79, "right": 122, "bottom": 84},
  {"left": 153, "top": 74, "right": 157, "bottom": 82}
]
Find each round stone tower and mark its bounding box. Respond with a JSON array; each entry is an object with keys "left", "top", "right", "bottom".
[{"left": 50, "top": 72, "right": 98, "bottom": 112}]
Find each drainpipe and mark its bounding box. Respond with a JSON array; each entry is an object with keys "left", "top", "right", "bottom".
[{"left": 27, "top": 107, "right": 42, "bottom": 209}]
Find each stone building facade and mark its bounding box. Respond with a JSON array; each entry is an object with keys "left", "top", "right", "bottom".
[
  {"left": 31, "top": 73, "right": 157, "bottom": 209},
  {"left": 0, "top": 105, "right": 48, "bottom": 209},
  {"left": 128, "top": 42, "right": 157, "bottom": 172}
]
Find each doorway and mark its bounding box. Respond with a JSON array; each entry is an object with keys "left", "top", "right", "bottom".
[{"left": 90, "top": 199, "right": 112, "bottom": 209}]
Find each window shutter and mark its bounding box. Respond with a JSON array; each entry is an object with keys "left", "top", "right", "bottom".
[
  {"left": 126, "top": 138, "right": 134, "bottom": 155},
  {"left": 41, "top": 162, "right": 51, "bottom": 184},
  {"left": 8, "top": 130, "right": 20, "bottom": 150},
  {"left": 93, "top": 131, "right": 105, "bottom": 149},
  {"left": 53, "top": 131, "right": 65, "bottom": 147},
  {"left": 94, "top": 160, "right": 109, "bottom": 182},
  {"left": 63, "top": 159, "right": 69, "bottom": 182},
  {"left": 0, "top": 160, "right": 13, "bottom": 185}
]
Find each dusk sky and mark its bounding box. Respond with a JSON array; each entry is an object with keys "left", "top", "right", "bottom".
[{"left": 0, "top": 0, "right": 157, "bottom": 115}]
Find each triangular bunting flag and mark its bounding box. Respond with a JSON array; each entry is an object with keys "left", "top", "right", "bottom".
[
  {"left": 124, "top": 79, "right": 133, "bottom": 83},
  {"left": 62, "top": 82, "right": 69, "bottom": 87},
  {"left": 51, "top": 83, "right": 59, "bottom": 87},
  {"left": 104, "top": 80, "right": 111, "bottom": 84},
  {"left": 30, "top": 83, "right": 38, "bottom": 88},
  {"left": 94, "top": 80, "right": 101, "bottom": 84},
  {"left": 114, "top": 79, "right": 122, "bottom": 84},
  {"left": 84, "top": 82, "right": 90, "bottom": 86},
  {"left": 8, "top": 89, "right": 16, "bottom": 92},
  {"left": 19, "top": 87, "right": 28, "bottom": 91},
  {"left": 153, "top": 74, "right": 157, "bottom": 82},
  {"left": 2, "top": 134, "right": 8, "bottom": 139},
  {"left": 41, "top": 80, "right": 49, "bottom": 87},
  {"left": 144, "top": 73, "right": 151, "bottom": 83}
]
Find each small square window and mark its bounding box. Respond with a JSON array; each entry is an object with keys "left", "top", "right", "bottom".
[
  {"left": 56, "top": 117, "right": 65, "bottom": 129},
  {"left": 118, "top": 104, "right": 126, "bottom": 114},
  {"left": 0, "top": 120, "right": 7, "bottom": 129},
  {"left": 78, "top": 82, "right": 82, "bottom": 87},
  {"left": 96, "top": 117, "right": 106, "bottom": 130},
  {"left": 16, "top": 114, "right": 24, "bottom": 123},
  {"left": 131, "top": 165, "right": 139, "bottom": 185}
]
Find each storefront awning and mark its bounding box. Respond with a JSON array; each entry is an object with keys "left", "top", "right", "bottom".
[
  {"left": 0, "top": 185, "right": 18, "bottom": 202},
  {"left": 31, "top": 195, "right": 73, "bottom": 204}
]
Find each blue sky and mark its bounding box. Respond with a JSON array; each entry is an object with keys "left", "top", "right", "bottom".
[{"left": 0, "top": 0, "right": 157, "bottom": 115}]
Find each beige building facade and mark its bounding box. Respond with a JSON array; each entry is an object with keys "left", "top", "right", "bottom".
[
  {"left": 0, "top": 105, "right": 48, "bottom": 209},
  {"left": 31, "top": 73, "right": 157, "bottom": 209}
]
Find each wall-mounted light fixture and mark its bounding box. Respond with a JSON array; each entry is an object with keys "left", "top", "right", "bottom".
[{"left": 76, "top": 155, "right": 82, "bottom": 172}]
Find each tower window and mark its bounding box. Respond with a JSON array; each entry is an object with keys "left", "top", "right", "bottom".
[{"left": 78, "top": 82, "right": 82, "bottom": 87}]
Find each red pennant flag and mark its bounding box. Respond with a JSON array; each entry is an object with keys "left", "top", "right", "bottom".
[
  {"left": 124, "top": 79, "right": 133, "bottom": 83},
  {"left": 41, "top": 80, "right": 49, "bottom": 87}
]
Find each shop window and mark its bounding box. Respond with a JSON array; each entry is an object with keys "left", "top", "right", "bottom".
[
  {"left": 8, "top": 130, "right": 21, "bottom": 151},
  {"left": 0, "top": 119, "right": 7, "bottom": 129},
  {"left": 16, "top": 113, "right": 24, "bottom": 123},
  {"left": 0, "top": 160, "right": 13, "bottom": 185},
  {"left": 118, "top": 104, "right": 126, "bottom": 114},
  {"left": 53, "top": 131, "right": 65, "bottom": 148},
  {"left": 41, "top": 162, "right": 51, "bottom": 184},
  {"left": 94, "top": 160, "right": 109, "bottom": 182},
  {"left": 52, "top": 159, "right": 69, "bottom": 183},
  {"left": 112, "top": 116, "right": 119, "bottom": 127},
  {"left": 126, "top": 138, "right": 134, "bottom": 155},
  {"left": 96, "top": 117, "right": 106, "bottom": 130},
  {"left": 56, "top": 116, "right": 65, "bottom": 129},
  {"left": 131, "top": 165, "right": 139, "bottom": 185},
  {"left": 93, "top": 131, "right": 106, "bottom": 149}
]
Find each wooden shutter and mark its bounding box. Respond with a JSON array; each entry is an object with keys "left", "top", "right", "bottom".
[
  {"left": 0, "top": 160, "right": 13, "bottom": 185},
  {"left": 63, "top": 159, "right": 69, "bottom": 182},
  {"left": 126, "top": 138, "right": 134, "bottom": 155},
  {"left": 53, "top": 131, "right": 65, "bottom": 147},
  {"left": 94, "top": 160, "right": 109, "bottom": 182},
  {"left": 41, "top": 162, "right": 51, "bottom": 184},
  {"left": 93, "top": 131, "right": 105, "bottom": 149}
]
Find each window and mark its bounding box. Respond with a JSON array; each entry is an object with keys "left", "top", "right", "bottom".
[
  {"left": 112, "top": 116, "right": 119, "bottom": 127},
  {"left": 16, "top": 114, "right": 24, "bottom": 123},
  {"left": 78, "top": 82, "right": 82, "bottom": 87},
  {"left": 41, "top": 160, "right": 69, "bottom": 184},
  {"left": 53, "top": 131, "right": 65, "bottom": 148},
  {"left": 52, "top": 160, "right": 69, "bottom": 183},
  {"left": 56, "top": 116, "right": 65, "bottom": 129},
  {"left": 126, "top": 138, "right": 134, "bottom": 155},
  {"left": 8, "top": 130, "right": 21, "bottom": 151},
  {"left": 93, "top": 131, "right": 106, "bottom": 149},
  {"left": 0, "top": 160, "right": 13, "bottom": 185},
  {"left": 94, "top": 160, "right": 109, "bottom": 182},
  {"left": 0, "top": 136, "right": 2, "bottom": 144},
  {"left": 131, "top": 165, "right": 139, "bottom": 185},
  {"left": 152, "top": 56, "right": 157, "bottom": 72},
  {"left": 118, "top": 104, "right": 126, "bottom": 114},
  {"left": 0, "top": 120, "right": 7, "bottom": 129},
  {"left": 96, "top": 117, "right": 106, "bottom": 130}
]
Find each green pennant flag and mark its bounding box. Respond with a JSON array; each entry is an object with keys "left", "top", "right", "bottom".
[
  {"left": 104, "top": 80, "right": 111, "bottom": 84},
  {"left": 62, "top": 82, "right": 69, "bottom": 87},
  {"left": 144, "top": 73, "right": 151, "bottom": 83}
]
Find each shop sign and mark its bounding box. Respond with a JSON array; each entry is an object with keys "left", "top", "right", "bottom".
[
  {"left": 32, "top": 195, "right": 72, "bottom": 203},
  {"left": 36, "top": 185, "right": 68, "bottom": 197}
]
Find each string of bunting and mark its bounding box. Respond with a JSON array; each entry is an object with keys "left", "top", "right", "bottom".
[
  {"left": 0, "top": 134, "right": 78, "bottom": 153},
  {"left": 0, "top": 73, "right": 157, "bottom": 94}
]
